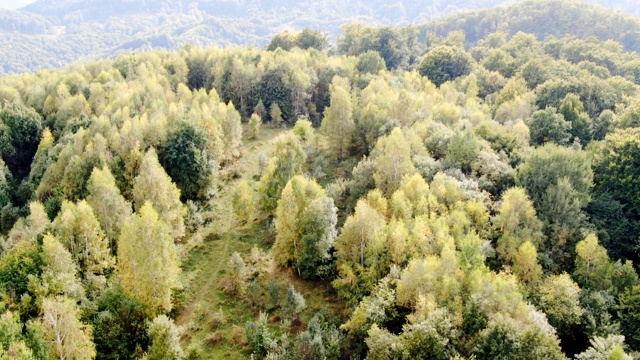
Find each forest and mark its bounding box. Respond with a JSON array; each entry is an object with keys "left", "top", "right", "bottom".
[
  {"left": 1, "top": 1, "right": 640, "bottom": 359},
  {"left": 2, "top": 0, "right": 640, "bottom": 75}
]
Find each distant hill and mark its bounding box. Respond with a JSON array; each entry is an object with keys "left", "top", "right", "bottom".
[
  {"left": 421, "top": 0, "right": 640, "bottom": 51},
  {"left": 1, "top": 0, "right": 640, "bottom": 75},
  {"left": 19, "top": 0, "right": 521, "bottom": 24}
]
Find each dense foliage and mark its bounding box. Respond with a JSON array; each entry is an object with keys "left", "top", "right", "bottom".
[{"left": 1, "top": 2, "right": 640, "bottom": 358}]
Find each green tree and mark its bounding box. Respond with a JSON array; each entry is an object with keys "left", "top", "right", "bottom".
[
  {"left": 397, "top": 308, "right": 459, "bottom": 360},
  {"left": 473, "top": 321, "right": 523, "bottom": 359},
  {"left": 245, "top": 312, "right": 272, "bottom": 357},
  {"left": 133, "top": 149, "right": 186, "bottom": 239},
  {"left": 91, "top": 286, "right": 149, "bottom": 360},
  {"left": 338, "top": 23, "right": 417, "bottom": 69},
  {"left": 516, "top": 144, "right": 593, "bottom": 268},
  {"left": 586, "top": 193, "right": 635, "bottom": 261},
  {"left": 289, "top": 314, "right": 343, "bottom": 359},
  {"left": 516, "top": 143, "right": 592, "bottom": 218},
  {"left": 248, "top": 58, "right": 290, "bottom": 119},
  {"left": 357, "top": 50, "right": 386, "bottom": 74},
  {"left": 321, "top": 77, "right": 355, "bottom": 161},
  {"left": 365, "top": 324, "right": 403, "bottom": 360},
  {"left": 354, "top": 103, "right": 390, "bottom": 155},
  {"left": 0, "top": 310, "right": 41, "bottom": 359},
  {"left": 559, "top": 93, "right": 592, "bottom": 144},
  {"left": 538, "top": 177, "right": 589, "bottom": 268},
  {"left": 146, "top": 315, "right": 184, "bottom": 360},
  {"left": 267, "top": 31, "right": 296, "bottom": 51},
  {"left": 185, "top": 49, "right": 209, "bottom": 90},
  {"left": 482, "top": 48, "right": 517, "bottom": 77},
  {"left": 519, "top": 58, "right": 551, "bottom": 89},
  {"left": 0, "top": 311, "right": 24, "bottom": 351},
  {"left": 592, "top": 129, "right": 640, "bottom": 251},
  {"left": 576, "top": 335, "right": 632, "bottom": 360},
  {"left": 341, "top": 275, "right": 397, "bottom": 337},
  {"left": 473, "top": 319, "right": 567, "bottom": 360},
  {"left": 0, "top": 103, "right": 43, "bottom": 180},
  {"left": 536, "top": 273, "right": 584, "bottom": 337},
  {"left": 593, "top": 110, "right": 615, "bottom": 141},
  {"left": 283, "top": 285, "right": 307, "bottom": 317},
  {"left": 117, "top": 202, "right": 181, "bottom": 313},
  {"left": 617, "top": 285, "right": 640, "bottom": 351},
  {"left": 40, "top": 296, "right": 96, "bottom": 360},
  {"left": 418, "top": 45, "right": 474, "bottom": 86},
  {"left": 446, "top": 130, "right": 481, "bottom": 173},
  {"left": 159, "top": 120, "right": 212, "bottom": 201},
  {"left": 295, "top": 28, "right": 329, "bottom": 50},
  {"left": 299, "top": 196, "right": 339, "bottom": 278},
  {"left": 0, "top": 241, "right": 42, "bottom": 302},
  {"left": 0, "top": 159, "right": 11, "bottom": 213},
  {"left": 617, "top": 99, "right": 640, "bottom": 129},
  {"left": 254, "top": 99, "right": 266, "bottom": 119},
  {"left": 528, "top": 107, "right": 572, "bottom": 146}
]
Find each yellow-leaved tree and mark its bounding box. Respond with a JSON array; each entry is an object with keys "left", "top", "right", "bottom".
[
  {"left": 273, "top": 175, "right": 337, "bottom": 279},
  {"left": 132, "top": 149, "right": 186, "bottom": 239},
  {"left": 333, "top": 198, "right": 387, "bottom": 304},
  {"left": 372, "top": 128, "right": 416, "bottom": 196},
  {"left": 40, "top": 296, "right": 96, "bottom": 360},
  {"left": 34, "top": 233, "right": 85, "bottom": 301},
  {"left": 52, "top": 200, "right": 114, "bottom": 278},
  {"left": 117, "top": 202, "right": 181, "bottom": 313},
  {"left": 321, "top": 76, "right": 355, "bottom": 161},
  {"left": 86, "top": 166, "right": 132, "bottom": 250},
  {"left": 258, "top": 133, "right": 306, "bottom": 215},
  {"left": 493, "top": 187, "right": 544, "bottom": 265}
]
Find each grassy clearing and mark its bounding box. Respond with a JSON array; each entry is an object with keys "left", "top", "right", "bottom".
[{"left": 177, "top": 125, "right": 343, "bottom": 359}]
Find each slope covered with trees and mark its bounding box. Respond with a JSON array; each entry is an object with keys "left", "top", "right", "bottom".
[
  {"left": 420, "top": 0, "right": 640, "bottom": 51},
  {"left": 1, "top": 4, "right": 640, "bottom": 358},
  {"left": 2, "top": 0, "right": 640, "bottom": 75}
]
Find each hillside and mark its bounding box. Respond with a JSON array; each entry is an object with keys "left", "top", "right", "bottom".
[
  {"left": 0, "top": 2, "right": 640, "bottom": 353},
  {"left": 2, "top": 0, "right": 640, "bottom": 75},
  {"left": 420, "top": 0, "right": 640, "bottom": 50}
]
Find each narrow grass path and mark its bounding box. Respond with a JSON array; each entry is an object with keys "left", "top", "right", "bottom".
[
  {"left": 176, "top": 226, "right": 230, "bottom": 327},
  {"left": 176, "top": 127, "right": 284, "bottom": 357}
]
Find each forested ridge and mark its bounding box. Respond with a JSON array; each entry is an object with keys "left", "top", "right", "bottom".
[
  {"left": 1, "top": 2, "right": 640, "bottom": 359},
  {"left": 2, "top": 0, "right": 640, "bottom": 75}
]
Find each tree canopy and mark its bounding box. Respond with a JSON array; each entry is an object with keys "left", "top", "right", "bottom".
[{"left": 0, "top": 10, "right": 639, "bottom": 359}]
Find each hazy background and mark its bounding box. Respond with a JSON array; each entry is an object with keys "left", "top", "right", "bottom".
[
  {"left": 0, "top": 0, "right": 36, "bottom": 10},
  {"left": 1, "top": 0, "right": 639, "bottom": 76}
]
